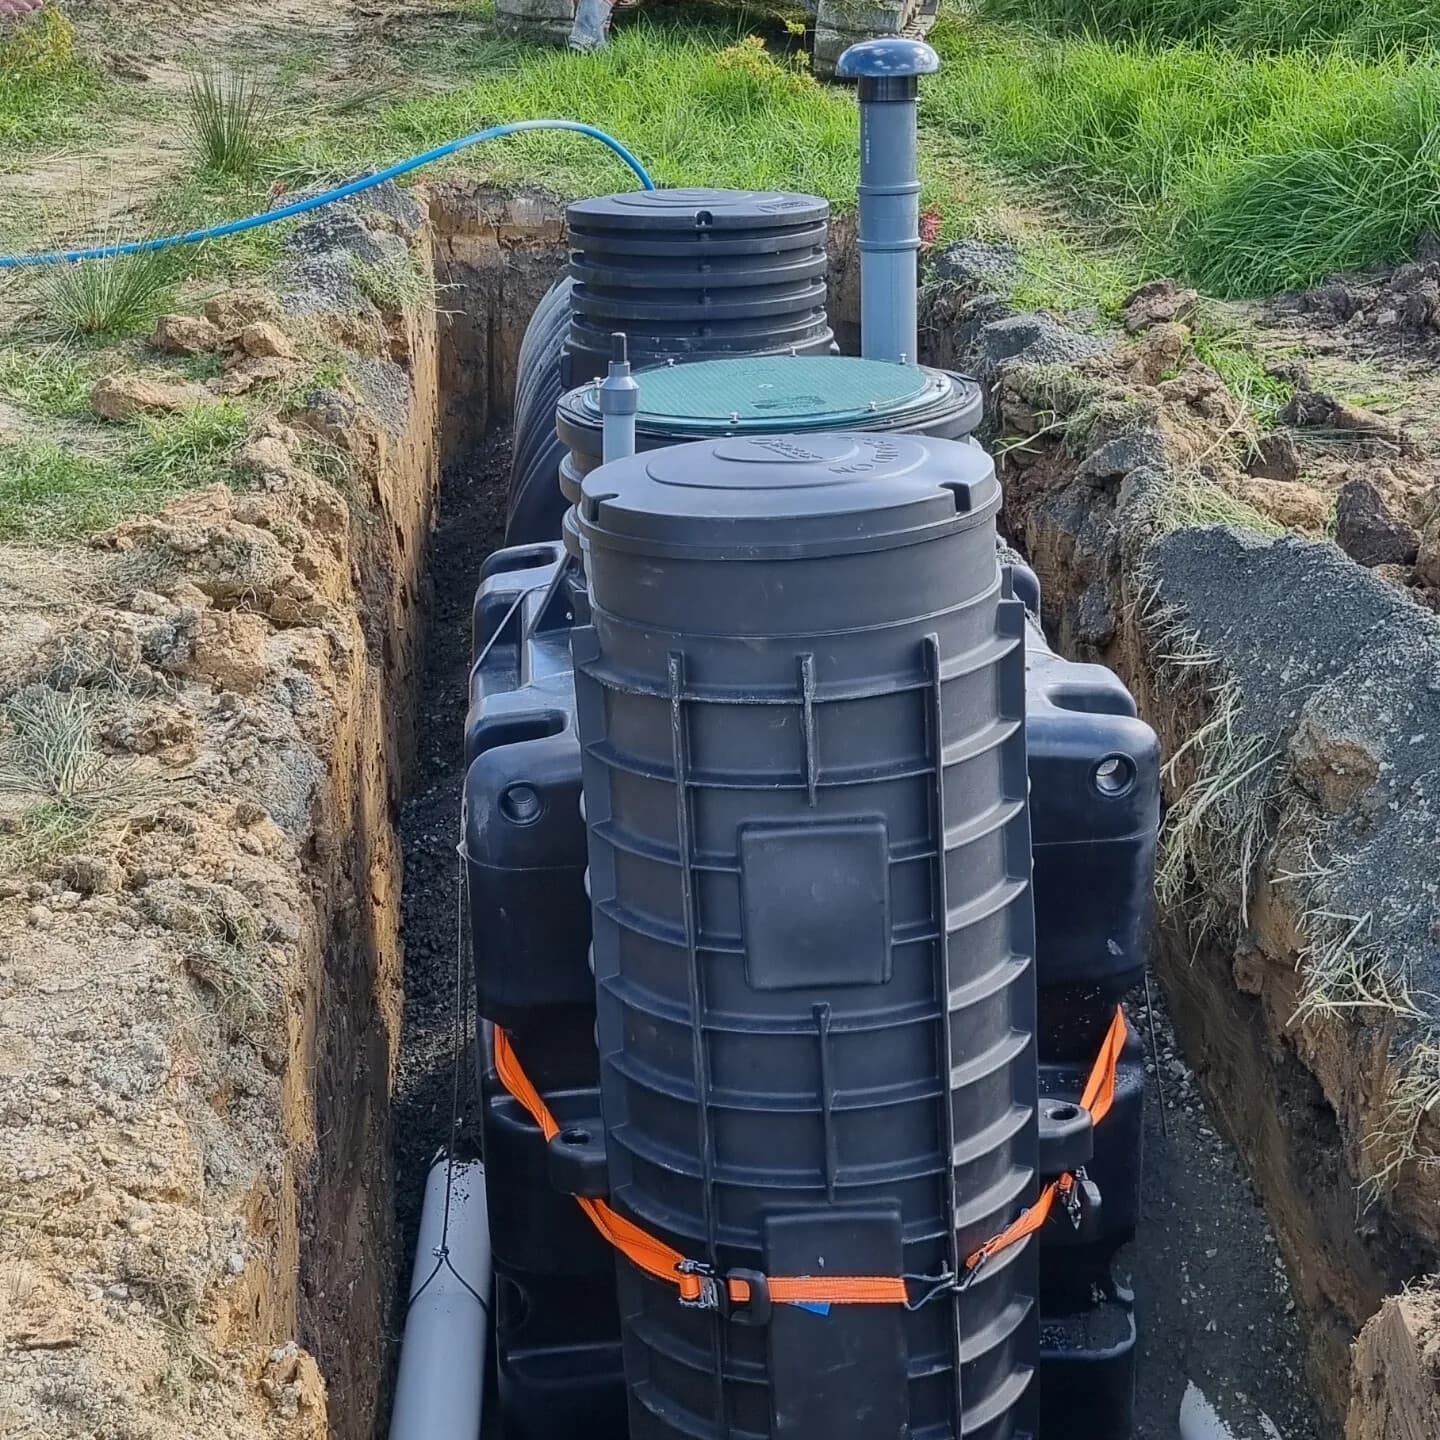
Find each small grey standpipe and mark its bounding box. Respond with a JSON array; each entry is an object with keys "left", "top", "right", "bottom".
[
  {"left": 599, "top": 332, "right": 639, "bottom": 464},
  {"left": 837, "top": 37, "right": 941, "bottom": 367}
]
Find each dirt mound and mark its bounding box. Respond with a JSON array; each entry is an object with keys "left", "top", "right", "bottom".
[{"left": 1284, "top": 257, "right": 1440, "bottom": 347}]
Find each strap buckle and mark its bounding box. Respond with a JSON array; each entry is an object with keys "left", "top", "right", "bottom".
[
  {"left": 1060, "top": 1168, "right": 1087, "bottom": 1230},
  {"left": 676, "top": 1263, "right": 774, "bottom": 1324},
  {"left": 676, "top": 1260, "right": 721, "bottom": 1311}
]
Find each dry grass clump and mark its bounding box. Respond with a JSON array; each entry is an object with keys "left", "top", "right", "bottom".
[
  {"left": 0, "top": 686, "right": 145, "bottom": 868},
  {"left": 1146, "top": 598, "right": 1280, "bottom": 947}
]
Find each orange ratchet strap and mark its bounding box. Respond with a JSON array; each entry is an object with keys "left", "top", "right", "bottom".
[
  {"left": 963, "top": 1005, "right": 1128, "bottom": 1276},
  {"left": 493, "top": 1004, "right": 1127, "bottom": 1314}
]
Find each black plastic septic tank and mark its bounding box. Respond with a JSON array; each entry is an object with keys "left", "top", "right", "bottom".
[{"left": 572, "top": 432, "right": 1041, "bottom": 1440}]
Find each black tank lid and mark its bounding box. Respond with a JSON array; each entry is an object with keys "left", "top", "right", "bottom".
[
  {"left": 567, "top": 188, "right": 830, "bottom": 232},
  {"left": 578, "top": 431, "right": 999, "bottom": 558}
]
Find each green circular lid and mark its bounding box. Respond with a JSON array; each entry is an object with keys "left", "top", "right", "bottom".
[{"left": 579, "top": 355, "right": 941, "bottom": 434}]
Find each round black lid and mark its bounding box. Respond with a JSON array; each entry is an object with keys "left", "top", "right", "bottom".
[
  {"left": 579, "top": 432, "right": 998, "bottom": 558},
  {"left": 567, "top": 188, "right": 830, "bottom": 233}
]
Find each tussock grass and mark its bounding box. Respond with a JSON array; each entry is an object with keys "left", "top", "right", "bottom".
[
  {"left": 32, "top": 246, "right": 179, "bottom": 339},
  {"left": 0, "top": 345, "right": 97, "bottom": 417},
  {"left": 1157, "top": 465, "right": 1285, "bottom": 536},
  {"left": 1191, "top": 331, "right": 1295, "bottom": 430},
  {"left": 184, "top": 67, "right": 275, "bottom": 179},
  {"left": 127, "top": 402, "right": 249, "bottom": 485},
  {"left": 186, "top": 912, "right": 279, "bottom": 1041},
  {"left": 925, "top": 17, "right": 1440, "bottom": 296},
  {"left": 349, "top": 247, "right": 433, "bottom": 315},
  {"left": 1291, "top": 907, "right": 1425, "bottom": 1025},
  {"left": 978, "top": 0, "right": 1440, "bottom": 56},
  {"left": 1370, "top": 1042, "right": 1440, "bottom": 1191},
  {"left": 0, "top": 440, "right": 124, "bottom": 540},
  {"left": 1272, "top": 814, "right": 1431, "bottom": 1030},
  {"left": 1150, "top": 646, "right": 1281, "bottom": 945}
]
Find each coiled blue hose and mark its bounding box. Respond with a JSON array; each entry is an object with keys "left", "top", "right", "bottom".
[{"left": 0, "top": 120, "right": 655, "bottom": 269}]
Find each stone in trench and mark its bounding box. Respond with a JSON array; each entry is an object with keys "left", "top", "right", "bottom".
[
  {"left": 92, "top": 374, "right": 216, "bottom": 422},
  {"left": 150, "top": 314, "right": 221, "bottom": 356},
  {"left": 1281, "top": 390, "right": 1419, "bottom": 457},
  {"left": 204, "top": 288, "right": 282, "bottom": 337},
  {"left": 60, "top": 855, "right": 122, "bottom": 896},
  {"left": 1400, "top": 278, "right": 1440, "bottom": 329},
  {"left": 1237, "top": 478, "right": 1330, "bottom": 532},
  {"left": 1335, "top": 477, "right": 1420, "bottom": 567},
  {"left": 187, "top": 610, "right": 269, "bottom": 694},
  {"left": 1129, "top": 320, "right": 1188, "bottom": 387},
  {"left": 1346, "top": 1290, "right": 1440, "bottom": 1440},
  {"left": 238, "top": 433, "right": 308, "bottom": 487},
  {"left": 1416, "top": 499, "right": 1440, "bottom": 589},
  {"left": 220, "top": 355, "right": 298, "bottom": 397},
  {"left": 1072, "top": 583, "right": 1116, "bottom": 648}
]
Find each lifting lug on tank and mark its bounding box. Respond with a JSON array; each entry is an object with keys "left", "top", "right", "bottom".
[
  {"left": 1038, "top": 1094, "right": 1095, "bottom": 1176},
  {"left": 722, "top": 1269, "right": 773, "bottom": 1327},
  {"left": 545, "top": 1120, "right": 609, "bottom": 1198}
]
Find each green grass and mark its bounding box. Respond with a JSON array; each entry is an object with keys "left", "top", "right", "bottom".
[
  {"left": 1191, "top": 329, "right": 1295, "bottom": 427},
  {"left": 0, "top": 439, "right": 126, "bottom": 539},
  {"left": 925, "top": 16, "right": 1440, "bottom": 295},
  {"left": 0, "top": 345, "right": 99, "bottom": 418},
  {"left": 349, "top": 248, "right": 433, "bottom": 314},
  {"left": 356, "top": 25, "right": 859, "bottom": 201},
  {"left": 0, "top": 402, "right": 250, "bottom": 540},
  {"left": 126, "top": 402, "right": 250, "bottom": 485},
  {"left": 0, "top": 8, "right": 103, "bottom": 154},
  {"left": 977, "top": 0, "right": 1440, "bottom": 55}
]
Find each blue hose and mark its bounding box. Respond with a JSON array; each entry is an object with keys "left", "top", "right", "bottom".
[{"left": 0, "top": 120, "right": 655, "bottom": 270}]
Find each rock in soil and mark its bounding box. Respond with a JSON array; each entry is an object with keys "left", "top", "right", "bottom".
[
  {"left": 1335, "top": 477, "right": 1420, "bottom": 566},
  {"left": 238, "top": 321, "right": 300, "bottom": 361},
  {"left": 1247, "top": 430, "right": 1302, "bottom": 484},
  {"left": 1123, "top": 278, "right": 1200, "bottom": 333},
  {"left": 91, "top": 373, "right": 216, "bottom": 421},
  {"left": 151, "top": 313, "right": 222, "bottom": 356},
  {"left": 1346, "top": 1287, "right": 1440, "bottom": 1439}
]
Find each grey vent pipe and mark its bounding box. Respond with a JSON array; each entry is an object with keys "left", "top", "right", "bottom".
[
  {"left": 837, "top": 38, "right": 940, "bottom": 366},
  {"left": 599, "top": 332, "right": 639, "bottom": 463},
  {"left": 388, "top": 1157, "right": 490, "bottom": 1440}
]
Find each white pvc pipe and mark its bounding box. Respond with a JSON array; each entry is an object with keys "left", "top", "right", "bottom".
[{"left": 389, "top": 1158, "right": 491, "bottom": 1440}]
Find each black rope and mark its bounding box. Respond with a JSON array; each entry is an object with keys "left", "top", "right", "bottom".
[
  {"left": 405, "top": 850, "right": 488, "bottom": 1315},
  {"left": 407, "top": 572, "right": 567, "bottom": 1315}
]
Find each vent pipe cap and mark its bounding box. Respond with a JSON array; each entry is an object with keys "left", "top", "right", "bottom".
[{"left": 837, "top": 38, "right": 939, "bottom": 100}]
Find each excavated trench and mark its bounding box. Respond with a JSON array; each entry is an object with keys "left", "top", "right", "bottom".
[{"left": 311, "top": 184, "right": 1431, "bottom": 1440}]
